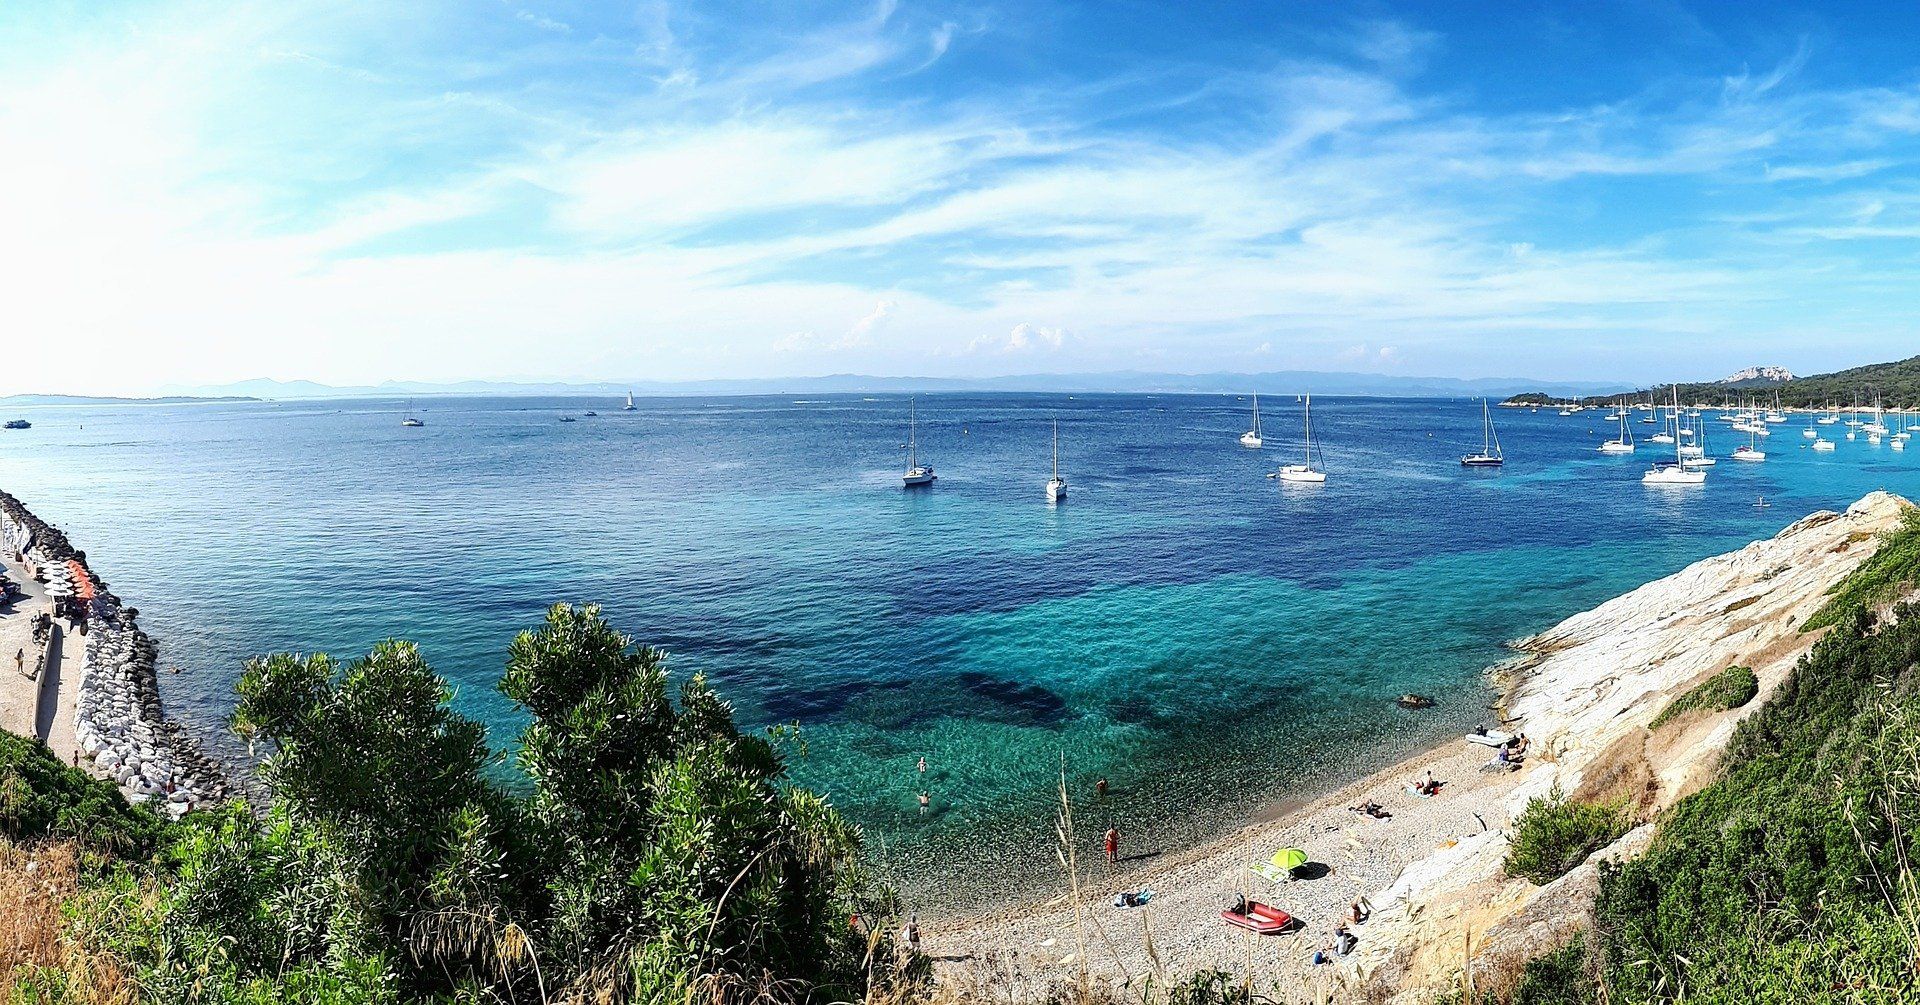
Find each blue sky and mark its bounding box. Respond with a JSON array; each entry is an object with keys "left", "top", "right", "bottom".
[{"left": 6, "top": 1, "right": 1920, "bottom": 393}]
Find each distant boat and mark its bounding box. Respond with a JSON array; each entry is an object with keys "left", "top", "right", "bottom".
[
  {"left": 558, "top": 416, "right": 577, "bottom": 423},
  {"left": 1046, "top": 419, "right": 1067, "bottom": 502},
  {"left": 1813, "top": 436, "right": 1836, "bottom": 451},
  {"left": 2, "top": 419, "right": 29, "bottom": 430},
  {"left": 1239, "top": 392, "right": 1263, "bottom": 448},
  {"left": 584, "top": 411, "right": 597, "bottom": 417},
  {"left": 1274, "top": 393, "right": 1327, "bottom": 483},
  {"left": 1754, "top": 495, "right": 1771, "bottom": 509},
  {"left": 1461, "top": 399, "right": 1504, "bottom": 467},
  {"left": 902, "top": 399, "right": 935, "bottom": 487},
  {"left": 1731, "top": 415, "right": 1766, "bottom": 461},
  {"left": 1598, "top": 401, "right": 1635, "bottom": 454},
  {"left": 623, "top": 392, "right": 637, "bottom": 411},
  {"left": 401, "top": 400, "right": 424, "bottom": 427},
  {"left": 1645, "top": 388, "right": 1706, "bottom": 483}
]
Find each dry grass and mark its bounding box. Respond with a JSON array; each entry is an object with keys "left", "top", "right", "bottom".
[
  {"left": 0, "top": 840, "right": 78, "bottom": 989},
  {"left": 0, "top": 839, "right": 135, "bottom": 1005}
]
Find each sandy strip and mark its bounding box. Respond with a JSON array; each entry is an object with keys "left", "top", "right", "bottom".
[{"left": 929, "top": 727, "right": 1536, "bottom": 991}]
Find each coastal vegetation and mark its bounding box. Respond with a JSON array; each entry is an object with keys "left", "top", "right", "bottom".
[
  {"left": 1645, "top": 664, "right": 1757, "bottom": 730},
  {"left": 1501, "top": 788, "right": 1631, "bottom": 887},
  {"left": 3, "top": 604, "right": 914, "bottom": 1005},
  {"left": 1500, "top": 600, "right": 1920, "bottom": 1003},
  {"left": 1804, "top": 506, "right": 1920, "bottom": 630}
]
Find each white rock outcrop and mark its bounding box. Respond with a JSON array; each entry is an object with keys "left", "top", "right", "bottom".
[{"left": 1347, "top": 490, "right": 1912, "bottom": 998}]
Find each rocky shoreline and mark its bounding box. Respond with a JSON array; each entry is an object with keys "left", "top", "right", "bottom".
[{"left": 0, "top": 490, "right": 231, "bottom": 815}]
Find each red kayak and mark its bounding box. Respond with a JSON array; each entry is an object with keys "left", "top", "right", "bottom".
[{"left": 1221, "top": 901, "right": 1294, "bottom": 934}]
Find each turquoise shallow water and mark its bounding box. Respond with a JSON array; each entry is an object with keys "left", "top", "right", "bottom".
[{"left": 0, "top": 394, "right": 1911, "bottom": 907}]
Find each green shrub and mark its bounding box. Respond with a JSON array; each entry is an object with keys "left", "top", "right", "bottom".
[
  {"left": 0, "top": 731, "right": 165, "bottom": 856},
  {"left": 1648, "top": 665, "right": 1759, "bottom": 730},
  {"left": 57, "top": 605, "right": 909, "bottom": 1005},
  {"left": 1508, "top": 601, "right": 1920, "bottom": 1003},
  {"left": 1503, "top": 788, "right": 1630, "bottom": 886},
  {"left": 1507, "top": 937, "right": 1598, "bottom": 1005},
  {"left": 1803, "top": 507, "right": 1920, "bottom": 630}
]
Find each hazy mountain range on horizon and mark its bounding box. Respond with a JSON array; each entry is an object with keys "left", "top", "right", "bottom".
[{"left": 63, "top": 369, "right": 1643, "bottom": 403}]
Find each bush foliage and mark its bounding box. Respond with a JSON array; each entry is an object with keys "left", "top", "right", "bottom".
[
  {"left": 1647, "top": 665, "right": 1758, "bottom": 730},
  {"left": 1804, "top": 507, "right": 1920, "bottom": 630},
  {"left": 0, "top": 730, "right": 165, "bottom": 857},
  {"left": 1503, "top": 788, "right": 1631, "bottom": 886},
  {"left": 1514, "top": 601, "right": 1920, "bottom": 1003},
  {"left": 23, "top": 604, "right": 912, "bottom": 1004}
]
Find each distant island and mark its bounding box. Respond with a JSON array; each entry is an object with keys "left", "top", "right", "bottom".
[{"left": 1505, "top": 354, "right": 1920, "bottom": 409}]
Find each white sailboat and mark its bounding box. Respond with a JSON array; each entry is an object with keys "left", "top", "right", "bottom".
[
  {"left": 623, "top": 391, "right": 637, "bottom": 412},
  {"left": 1239, "top": 392, "right": 1263, "bottom": 448},
  {"left": 901, "top": 399, "right": 936, "bottom": 487},
  {"left": 1461, "top": 398, "right": 1504, "bottom": 467},
  {"left": 1644, "top": 388, "right": 1706, "bottom": 483},
  {"left": 1731, "top": 418, "right": 1766, "bottom": 462},
  {"left": 1046, "top": 420, "right": 1067, "bottom": 502},
  {"left": 1274, "top": 393, "right": 1328, "bottom": 482},
  {"left": 401, "top": 400, "right": 425, "bottom": 427},
  {"left": 1597, "top": 400, "right": 1635, "bottom": 453}
]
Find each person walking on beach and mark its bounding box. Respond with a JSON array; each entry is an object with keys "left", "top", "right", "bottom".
[
  {"left": 901, "top": 914, "right": 921, "bottom": 955},
  {"left": 12, "top": 647, "right": 21, "bottom": 676},
  {"left": 1104, "top": 825, "right": 1120, "bottom": 865}
]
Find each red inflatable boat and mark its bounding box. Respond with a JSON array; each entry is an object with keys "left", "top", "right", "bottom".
[{"left": 1221, "top": 900, "right": 1293, "bottom": 934}]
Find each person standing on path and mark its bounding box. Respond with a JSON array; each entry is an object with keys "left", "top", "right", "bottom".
[{"left": 1104, "top": 825, "right": 1119, "bottom": 865}]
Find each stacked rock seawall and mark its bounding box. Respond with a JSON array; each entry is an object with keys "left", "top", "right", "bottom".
[{"left": 1, "top": 490, "right": 230, "bottom": 815}]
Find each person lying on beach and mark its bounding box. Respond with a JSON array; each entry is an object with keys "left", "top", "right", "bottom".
[{"left": 1348, "top": 799, "right": 1392, "bottom": 819}]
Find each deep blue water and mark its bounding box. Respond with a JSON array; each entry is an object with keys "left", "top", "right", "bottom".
[{"left": 0, "top": 394, "right": 1912, "bottom": 906}]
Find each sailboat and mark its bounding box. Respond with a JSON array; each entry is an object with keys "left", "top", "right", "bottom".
[
  {"left": 1731, "top": 418, "right": 1766, "bottom": 462},
  {"left": 902, "top": 399, "right": 935, "bottom": 487},
  {"left": 622, "top": 392, "right": 637, "bottom": 412},
  {"left": 1239, "top": 393, "right": 1263, "bottom": 448},
  {"left": 1597, "top": 400, "right": 1635, "bottom": 453},
  {"left": 1645, "top": 388, "right": 1707, "bottom": 483},
  {"left": 1046, "top": 420, "right": 1067, "bottom": 502},
  {"left": 401, "top": 400, "right": 425, "bottom": 427},
  {"left": 1274, "top": 394, "right": 1327, "bottom": 482},
  {"left": 1461, "top": 399, "right": 1504, "bottom": 467}
]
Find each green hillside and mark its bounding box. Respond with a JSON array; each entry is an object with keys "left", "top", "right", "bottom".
[{"left": 1507, "top": 354, "right": 1920, "bottom": 409}]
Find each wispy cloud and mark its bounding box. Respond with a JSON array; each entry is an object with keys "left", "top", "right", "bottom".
[{"left": 6, "top": 2, "right": 1920, "bottom": 394}]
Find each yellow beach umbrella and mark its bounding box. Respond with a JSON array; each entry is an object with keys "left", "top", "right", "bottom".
[{"left": 1271, "top": 848, "right": 1308, "bottom": 872}]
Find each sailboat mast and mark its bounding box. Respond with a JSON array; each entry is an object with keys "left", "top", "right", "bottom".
[
  {"left": 908, "top": 399, "right": 918, "bottom": 469},
  {"left": 1051, "top": 420, "right": 1059, "bottom": 479},
  {"left": 1303, "top": 394, "right": 1313, "bottom": 464}
]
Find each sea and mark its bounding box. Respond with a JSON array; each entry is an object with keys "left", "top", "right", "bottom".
[{"left": 0, "top": 394, "right": 1909, "bottom": 908}]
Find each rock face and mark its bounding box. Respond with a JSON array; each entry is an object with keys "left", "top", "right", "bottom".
[
  {"left": 0, "top": 491, "right": 229, "bottom": 815},
  {"left": 1716, "top": 365, "right": 1795, "bottom": 384},
  {"left": 1346, "top": 491, "right": 1911, "bottom": 1000}
]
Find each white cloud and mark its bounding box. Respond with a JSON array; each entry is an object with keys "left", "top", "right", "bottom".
[{"left": 969, "top": 322, "right": 1069, "bottom": 355}]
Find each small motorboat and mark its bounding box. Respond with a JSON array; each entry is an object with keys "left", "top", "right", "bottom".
[
  {"left": 558, "top": 416, "right": 577, "bottom": 423},
  {"left": 2, "top": 419, "right": 29, "bottom": 430},
  {"left": 1221, "top": 900, "right": 1294, "bottom": 934},
  {"left": 584, "top": 411, "right": 597, "bottom": 417}
]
